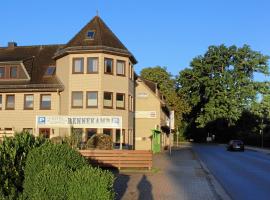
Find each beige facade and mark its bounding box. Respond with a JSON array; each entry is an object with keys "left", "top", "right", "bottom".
[
  {"left": 0, "top": 92, "right": 60, "bottom": 137},
  {"left": 56, "top": 53, "right": 135, "bottom": 146},
  {"left": 135, "top": 78, "right": 170, "bottom": 150},
  {"left": 0, "top": 15, "right": 169, "bottom": 151}
]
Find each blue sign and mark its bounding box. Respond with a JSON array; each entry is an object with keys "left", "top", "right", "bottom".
[{"left": 38, "top": 117, "right": 46, "bottom": 124}]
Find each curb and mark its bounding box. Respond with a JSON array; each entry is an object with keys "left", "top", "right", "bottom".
[{"left": 193, "top": 150, "right": 232, "bottom": 200}]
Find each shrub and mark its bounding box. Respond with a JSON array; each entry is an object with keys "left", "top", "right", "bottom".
[
  {"left": 23, "top": 143, "right": 87, "bottom": 198},
  {"left": 67, "top": 167, "right": 115, "bottom": 200},
  {"left": 0, "top": 132, "right": 46, "bottom": 199},
  {"left": 86, "top": 134, "right": 113, "bottom": 150},
  {"left": 65, "top": 127, "right": 83, "bottom": 149},
  {"left": 30, "top": 165, "right": 70, "bottom": 200}
]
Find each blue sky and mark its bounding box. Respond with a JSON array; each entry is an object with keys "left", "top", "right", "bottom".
[{"left": 1, "top": 0, "right": 270, "bottom": 80}]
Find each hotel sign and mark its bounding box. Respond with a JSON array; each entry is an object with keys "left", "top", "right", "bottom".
[
  {"left": 135, "top": 111, "right": 157, "bottom": 119},
  {"left": 36, "top": 116, "right": 122, "bottom": 129}
]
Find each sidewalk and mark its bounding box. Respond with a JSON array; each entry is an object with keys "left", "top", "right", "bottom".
[
  {"left": 114, "top": 144, "right": 230, "bottom": 200},
  {"left": 245, "top": 145, "right": 270, "bottom": 154}
]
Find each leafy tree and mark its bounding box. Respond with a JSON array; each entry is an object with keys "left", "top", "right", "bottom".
[
  {"left": 140, "top": 66, "right": 190, "bottom": 128},
  {"left": 177, "top": 44, "right": 269, "bottom": 130}
]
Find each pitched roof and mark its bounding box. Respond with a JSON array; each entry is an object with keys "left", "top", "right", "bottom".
[
  {"left": 55, "top": 16, "right": 137, "bottom": 64},
  {"left": 0, "top": 45, "right": 64, "bottom": 92}
]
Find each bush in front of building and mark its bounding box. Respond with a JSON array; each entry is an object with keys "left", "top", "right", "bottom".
[
  {"left": 23, "top": 142, "right": 115, "bottom": 200},
  {"left": 67, "top": 166, "right": 115, "bottom": 200},
  {"left": 50, "top": 136, "right": 65, "bottom": 144},
  {"left": 0, "top": 132, "right": 46, "bottom": 199},
  {"left": 86, "top": 134, "right": 113, "bottom": 150},
  {"left": 28, "top": 164, "right": 71, "bottom": 200},
  {"left": 23, "top": 142, "right": 87, "bottom": 198}
]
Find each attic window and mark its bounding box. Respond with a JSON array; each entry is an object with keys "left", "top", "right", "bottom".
[
  {"left": 86, "top": 31, "right": 95, "bottom": 39},
  {"left": 45, "top": 66, "right": 56, "bottom": 76}
]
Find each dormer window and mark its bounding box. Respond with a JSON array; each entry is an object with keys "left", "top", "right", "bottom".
[
  {"left": 45, "top": 66, "right": 56, "bottom": 76},
  {"left": 10, "top": 66, "right": 18, "bottom": 78},
  {"left": 86, "top": 30, "right": 95, "bottom": 39}
]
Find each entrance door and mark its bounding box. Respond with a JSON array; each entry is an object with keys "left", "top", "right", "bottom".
[{"left": 39, "top": 128, "right": 50, "bottom": 138}]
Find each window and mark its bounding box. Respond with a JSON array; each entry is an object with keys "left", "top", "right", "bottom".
[
  {"left": 129, "top": 95, "right": 134, "bottom": 111},
  {"left": 23, "top": 128, "right": 33, "bottom": 134},
  {"left": 103, "top": 92, "right": 113, "bottom": 108},
  {"left": 39, "top": 128, "right": 50, "bottom": 138},
  {"left": 86, "top": 91, "right": 98, "bottom": 108},
  {"left": 45, "top": 66, "right": 56, "bottom": 76},
  {"left": 116, "top": 60, "right": 125, "bottom": 76},
  {"left": 72, "top": 58, "right": 84, "bottom": 74},
  {"left": 24, "top": 94, "right": 34, "bottom": 110},
  {"left": 116, "top": 129, "right": 125, "bottom": 144},
  {"left": 86, "top": 30, "right": 95, "bottom": 39},
  {"left": 116, "top": 93, "right": 125, "bottom": 109},
  {"left": 6, "top": 95, "right": 15, "bottom": 110},
  {"left": 87, "top": 57, "right": 98, "bottom": 73},
  {"left": 104, "top": 58, "right": 113, "bottom": 74},
  {"left": 0, "top": 67, "right": 5, "bottom": 78},
  {"left": 72, "top": 91, "right": 83, "bottom": 108},
  {"left": 0, "top": 95, "right": 2, "bottom": 110},
  {"left": 40, "top": 94, "right": 51, "bottom": 110},
  {"left": 103, "top": 129, "right": 112, "bottom": 136},
  {"left": 10, "top": 66, "right": 18, "bottom": 78},
  {"left": 86, "top": 128, "right": 97, "bottom": 141},
  {"left": 129, "top": 63, "right": 133, "bottom": 80}
]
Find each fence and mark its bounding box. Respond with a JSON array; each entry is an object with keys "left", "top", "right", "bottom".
[{"left": 79, "top": 150, "right": 153, "bottom": 170}]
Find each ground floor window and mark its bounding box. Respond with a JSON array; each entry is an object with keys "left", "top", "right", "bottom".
[
  {"left": 116, "top": 129, "right": 125, "bottom": 144},
  {"left": 103, "top": 129, "right": 112, "bottom": 136},
  {"left": 86, "top": 128, "right": 97, "bottom": 140},
  {"left": 39, "top": 128, "right": 50, "bottom": 138}
]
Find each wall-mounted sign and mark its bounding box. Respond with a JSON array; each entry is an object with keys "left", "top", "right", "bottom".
[
  {"left": 137, "top": 92, "right": 149, "bottom": 98},
  {"left": 135, "top": 111, "right": 157, "bottom": 119},
  {"left": 36, "top": 116, "right": 122, "bottom": 129}
]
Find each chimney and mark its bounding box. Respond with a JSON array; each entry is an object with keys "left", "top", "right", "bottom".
[{"left": 8, "top": 42, "right": 17, "bottom": 49}]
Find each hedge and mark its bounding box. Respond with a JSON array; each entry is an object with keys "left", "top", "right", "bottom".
[
  {"left": 67, "top": 167, "right": 115, "bottom": 200},
  {"left": 30, "top": 165, "right": 71, "bottom": 200},
  {"left": 23, "top": 143, "right": 87, "bottom": 198},
  {"left": 0, "top": 132, "right": 46, "bottom": 199}
]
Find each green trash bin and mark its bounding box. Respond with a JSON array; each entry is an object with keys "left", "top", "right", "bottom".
[{"left": 151, "top": 129, "right": 161, "bottom": 153}]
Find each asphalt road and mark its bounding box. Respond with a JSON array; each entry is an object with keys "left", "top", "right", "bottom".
[{"left": 192, "top": 144, "right": 270, "bottom": 200}]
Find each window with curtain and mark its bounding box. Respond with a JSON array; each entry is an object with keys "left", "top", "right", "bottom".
[
  {"left": 72, "top": 92, "right": 83, "bottom": 108},
  {"left": 116, "top": 93, "right": 125, "bottom": 109},
  {"left": 87, "top": 57, "right": 98, "bottom": 73},
  {"left": 24, "top": 94, "right": 34, "bottom": 109},
  {"left": 87, "top": 91, "right": 98, "bottom": 107},
  {"left": 6, "top": 95, "right": 15, "bottom": 109},
  {"left": 116, "top": 60, "right": 125, "bottom": 76},
  {"left": 40, "top": 94, "right": 51, "bottom": 110},
  {"left": 73, "top": 58, "right": 84, "bottom": 73},
  {"left": 103, "top": 92, "right": 113, "bottom": 108}
]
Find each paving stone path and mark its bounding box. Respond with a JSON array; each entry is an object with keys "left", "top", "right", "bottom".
[{"left": 114, "top": 145, "right": 224, "bottom": 200}]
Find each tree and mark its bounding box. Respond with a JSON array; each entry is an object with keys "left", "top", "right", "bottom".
[
  {"left": 177, "top": 44, "right": 269, "bottom": 130},
  {"left": 140, "top": 66, "right": 190, "bottom": 128}
]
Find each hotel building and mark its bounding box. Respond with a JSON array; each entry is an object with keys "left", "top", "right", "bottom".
[{"left": 0, "top": 15, "right": 169, "bottom": 150}]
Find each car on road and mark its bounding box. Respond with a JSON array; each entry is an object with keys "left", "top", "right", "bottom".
[{"left": 227, "top": 140, "right": 245, "bottom": 151}]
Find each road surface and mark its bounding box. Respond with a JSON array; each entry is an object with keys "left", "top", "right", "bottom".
[{"left": 193, "top": 144, "right": 270, "bottom": 200}]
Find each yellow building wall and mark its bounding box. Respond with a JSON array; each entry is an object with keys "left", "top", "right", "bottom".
[
  {"left": 135, "top": 80, "right": 161, "bottom": 150},
  {"left": 0, "top": 92, "right": 59, "bottom": 137},
  {"left": 56, "top": 53, "right": 135, "bottom": 146}
]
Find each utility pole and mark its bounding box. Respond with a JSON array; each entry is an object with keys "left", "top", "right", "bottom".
[{"left": 261, "top": 118, "right": 264, "bottom": 148}]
